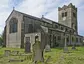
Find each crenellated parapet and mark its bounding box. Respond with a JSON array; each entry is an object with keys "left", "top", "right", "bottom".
[{"left": 58, "top": 3, "right": 77, "bottom": 11}]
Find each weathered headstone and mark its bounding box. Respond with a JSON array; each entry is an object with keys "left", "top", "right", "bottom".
[
  {"left": 25, "top": 40, "right": 31, "bottom": 53},
  {"left": 32, "top": 36, "right": 44, "bottom": 64},
  {"left": 64, "top": 46, "right": 68, "bottom": 53},
  {"left": 72, "top": 43, "right": 76, "bottom": 50},
  {"left": 11, "top": 51, "right": 19, "bottom": 55},
  {"left": 45, "top": 44, "right": 51, "bottom": 52},
  {"left": 9, "top": 58, "right": 23, "bottom": 62},
  {"left": 4, "top": 50, "right": 11, "bottom": 56}
]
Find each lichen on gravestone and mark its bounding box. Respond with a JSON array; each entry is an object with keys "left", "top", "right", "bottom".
[
  {"left": 32, "top": 40, "right": 44, "bottom": 63},
  {"left": 45, "top": 44, "right": 51, "bottom": 52}
]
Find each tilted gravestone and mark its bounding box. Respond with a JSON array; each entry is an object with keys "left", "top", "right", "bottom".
[
  {"left": 45, "top": 56, "right": 51, "bottom": 63},
  {"left": 45, "top": 44, "right": 51, "bottom": 52},
  {"left": 25, "top": 41, "right": 31, "bottom": 53},
  {"left": 9, "top": 58, "right": 24, "bottom": 62},
  {"left": 32, "top": 36, "right": 44, "bottom": 64},
  {"left": 4, "top": 50, "right": 11, "bottom": 56}
]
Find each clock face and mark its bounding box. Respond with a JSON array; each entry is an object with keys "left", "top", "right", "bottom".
[{"left": 63, "top": 17, "right": 66, "bottom": 21}]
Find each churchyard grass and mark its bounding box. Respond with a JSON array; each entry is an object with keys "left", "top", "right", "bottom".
[
  {"left": 0, "top": 47, "right": 24, "bottom": 56},
  {"left": 0, "top": 47, "right": 84, "bottom": 64}
]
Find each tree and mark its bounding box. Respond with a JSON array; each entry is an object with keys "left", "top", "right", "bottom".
[{"left": 0, "top": 36, "right": 3, "bottom": 46}]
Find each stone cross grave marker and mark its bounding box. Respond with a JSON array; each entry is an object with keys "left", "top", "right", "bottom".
[{"left": 63, "top": 34, "right": 68, "bottom": 53}]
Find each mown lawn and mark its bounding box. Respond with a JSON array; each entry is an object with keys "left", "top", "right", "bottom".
[{"left": 0, "top": 47, "right": 84, "bottom": 64}]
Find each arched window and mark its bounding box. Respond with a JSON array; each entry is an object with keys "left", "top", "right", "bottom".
[{"left": 9, "top": 18, "right": 18, "bottom": 33}]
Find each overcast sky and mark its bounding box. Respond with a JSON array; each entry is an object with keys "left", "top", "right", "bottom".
[{"left": 0, "top": 0, "right": 84, "bottom": 36}]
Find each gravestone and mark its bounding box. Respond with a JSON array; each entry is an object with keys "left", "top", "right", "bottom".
[
  {"left": 11, "top": 51, "right": 19, "bottom": 55},
  {"left": 32, "top": 36, "right": 44, "bottom": 64},
  {"left": 72, "top": 43, "right": 76, "bottom": 50},
  {"left": 45, "top": 44, "right": 51, "bottom": 52},
  {"left": 72, "top": 45, "right": 76, "bottom": 50},
  {"left": 25, "top": 40, "right": 31, "bottom": 53},
  {"left": 64, "top": 46, "right": 68, "bottom": 53},
  {"left": 4, "top": 50, "right": 11, "bottom": 56},
  {"left": 9, "top": 58, "right": 23, "bottom": 62}
]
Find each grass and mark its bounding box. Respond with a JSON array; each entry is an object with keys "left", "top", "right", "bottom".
[
  {"left": 0, "top": 47, "right": 24, "bottom": 56},
  {"left": 0, "top": 47, "right": 84, "bottom": 64}
]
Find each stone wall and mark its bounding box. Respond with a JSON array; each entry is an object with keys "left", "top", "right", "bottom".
[
  {"left": 58, "top": 3, "right": 78, "bottom": 34},
  {"left": 6, "top": 10, "right": 23, "bottom": 48}
]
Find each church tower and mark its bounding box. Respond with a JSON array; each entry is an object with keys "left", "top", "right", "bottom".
[{"left": 58, "top": 3, "right": 78, "bottom": 34}]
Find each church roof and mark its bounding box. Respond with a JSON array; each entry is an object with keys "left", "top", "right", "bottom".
[{"left": 5, "top": 9, "right": 74, "bottom": 30}]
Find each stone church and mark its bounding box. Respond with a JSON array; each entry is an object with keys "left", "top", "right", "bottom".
[{"left": 3, "top": 3, "right": 83, "bottom": 49}]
